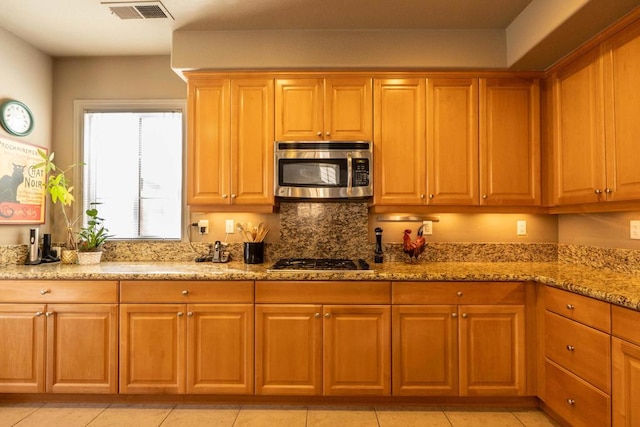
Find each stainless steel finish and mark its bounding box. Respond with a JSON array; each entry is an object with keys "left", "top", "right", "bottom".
[
  {"left": 187, "top": 312, "right": 194, "bottom": 317},
  {"left": 40, "top": 289, "right": 50, "bottom": 295},
  {"left": 325, "top": 313, "right": 331, "bottom": 318},
  {"left": 376, "top": 215, "right": 440, "bottom": 222},
  {"left": 451, "top": 313, "right": 458, "bottom": 318},
  {"left": 595, "top": 189, "right": 603, "bottom": 194},
  {"left": 461, "top": 313, "right": 468, "bottom": 318},
  {"left": 567, "top": 398, "right": 575, "bottom": 405},
  {"left": 429, "top": 194, "right": 434, "bottom": 199},
  {"left": 182, "top": 290, "right": 189, "bottom": 295},
  {"left": 566, "top": 304, "right": 575, "bottom": 310},
  {"left": 482, "top": 194, "right": 488, "bottom": 199},
  {"left": 35, "top": 311, "right": 43, "bottom": 317},
  {"left": 420, "top": 194, "right": 425, "bottom": 199},
  {"left": 566, "top": 345, "right": 575, "bottom": 351},
  {"left": 347, "top": 152, "right": 353, "bottom": 196},
  {"left": 605, "top": 188, "right": 613, "bottom": 193},
  {"left": 177, "top": 312, "right": 183, "bottom": 317},
  {"left": 45, "top": 312, "right": 53, "bottom": 317},
  {"left": 457, "top": 291, "right": 463, "bottom": 297},
  {"left": 315, "top": 313, "right": 321, "bottom": 319}
]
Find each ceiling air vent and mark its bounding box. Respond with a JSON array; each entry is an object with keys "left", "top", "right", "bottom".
[{"left": 101, "top": 1, "right": 174, "bottom": 20}]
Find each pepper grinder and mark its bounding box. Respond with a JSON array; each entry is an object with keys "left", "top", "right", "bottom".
[{"left": 374, "top": 227, "right": 384, "bottom": 263}]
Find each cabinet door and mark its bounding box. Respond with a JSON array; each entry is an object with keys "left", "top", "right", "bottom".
[
  {"left": 426, "top": 78, "right": 479, "bottom": 205},
  {"left": 186, "top": 304, "right": 254, "bottom": 394},
  {"left": 459, "top": 304, "right": 526, "bottom": 396},
  {"left": 255, "top": 304, "right": 322, "bottom": 395},
  {"left": 612, "top": 337, "right": 640, "bottom": 427},
  {"left": 325, "top": 77, "right": 373, "bottom": 141},
  {"left": 0, "top": 304, "right": 45, "bottom": 393},
  {"left": 46, "top": 304, "right": 118, "bottom": 394},
  {"left": 231, "top": 78, "right": 274, "bottom": 205},
  {"left": 275, "top": 79, "right": 323, "bottom": 140},
  {"left": 374, "top": 78, "right": 426, "bottom": 205},
  {"left": 323, "top": 305, "right": 391, "bottom": 396},
  {"left": 552, "top": 48, "right": 606, "bottom": 205},
  {"left": 480, "top": 78, "right": 540, "bottom": 206},
  {"left": 119, "top": 304, "right": 186, "bottom": 394},
  {"left": 392, "top": 305, "right": 458, "bottom": 396},
  {"left": 603, "top": 24, "right": 640, "bottom": 202},
  {"left": 187, "top": 78, "right": 231, "bottom": 205}
]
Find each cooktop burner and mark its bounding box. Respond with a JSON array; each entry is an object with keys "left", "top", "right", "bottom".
[{"left": 267, "top": 258, "right": 373, "bottom": 273}]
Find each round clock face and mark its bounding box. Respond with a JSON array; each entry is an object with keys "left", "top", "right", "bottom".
[{"left": 1, "top": 100, "right": 34, "bottom": 137}]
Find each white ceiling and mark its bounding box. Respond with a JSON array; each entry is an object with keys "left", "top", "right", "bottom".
[{"left": 0, "top": 0, "right": 638, "bottom": 70}]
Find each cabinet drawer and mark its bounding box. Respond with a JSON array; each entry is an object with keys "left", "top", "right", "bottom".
[
  {"left": 0, "top": 281, "right": 118, "bottom": 303},
  {"left": 545, "top": 311, "right": 611, "bottom": 393},
  {"left": 120, "top": 281, "right": 253, "bottom": 303},
  {"left": 392, "top": 282, "right": 524, "bottom": 305},
  {"left": 256, "top": 281, "right": 390, "bottom": 304},
  {"left": 612, "top": 305, "right": 640, "bottom": 346},
  {"left": 545, "top": 286, "right": 611, "bottom": 332},
  {"left": 545, "top": 360, "right": 611, "bottom": 427}
]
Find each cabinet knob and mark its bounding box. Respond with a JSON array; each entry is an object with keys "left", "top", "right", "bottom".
[
  {"left": 482, "top": 194, "right": 488, "bottom": 199},
  {"left": 315, "top": 313, "right": 321, "bottom": 319},
  {"left": 594, "top": 189, "right": 603, "bottom": 195},
  {"left": 420, "top": 194, "right": 425, "bottom": 199},
  {"left": 566, "top": 345, "right": 575, "bottom": 351},
  {"left": 317, "top": 131, "right": 322, "bottom": 137},
  {"left": 40, "top": 289, "right": 50, "bottom": 295},
  {"left": 451, "top": 313, "right": 458, "bottom": 318},
  {"left": 461, "top": 313, "right": 468, "bottom": 318},
  {"left": 35, "top": 311, "right": 43, "bottom": 317},
  {"left": 605, "top": 188, "right": 613, "bottom": 194},
  {"left": 429, "top": 194, "right": 434, "bottom": 199},
  {"left": 231, "top": 193, "right": 237, "bottom": 199},
  {"left": 187, "top": 312, "right": 193, "bottom": 317},
  {"left": 567, "top": 398, "right": 575, "bottom": 406},
  {"left": 222, "top": 194, "right": 228, "bottom": 199},
  {"left": 177, "top": 312, "right": 184, "bottom": 317},
  {"left": 182, "top": 290, "right": 189, "bottom": 296},
  {"left": 324, "top": 313, "right": 331, "bottom": 318},
  {"left": 45, "top": 311, "right": 54, "bottom": 317},
  {"left": 456, "top": 291, "right": 463, "bottom": 297},
  {"left": 566, "top": 304, "right": 575, "bottom": 310}
]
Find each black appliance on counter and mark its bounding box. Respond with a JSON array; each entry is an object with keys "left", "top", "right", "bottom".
[{"left": 267, "top": 258, "right": 373, "bottom": 273}]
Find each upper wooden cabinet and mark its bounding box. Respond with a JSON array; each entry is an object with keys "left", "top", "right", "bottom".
[
  {"left": 480, "top": 78, "right": 540, "bottom": 206},
  {"left": 275, "top": 77, "right": 372, "bottom": 141},
  {"left": 187, "top": 76, "right": 274, "bottom": 207}
]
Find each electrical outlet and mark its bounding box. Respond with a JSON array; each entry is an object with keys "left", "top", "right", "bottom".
[
  {"left": 517, "top": 220, "right": 527, "bottom": 236},
  {"left": 198, "top": 219, "right": 209, "bottom": 235},
  {"left": 422, "top": 221, "right": 433, "bottom": 235},
  {"left": 225, "top": 219, "right": 235, "bottom": 234},
  {"left": 631, "top": 220, "right": 640, "bottom": 239}
]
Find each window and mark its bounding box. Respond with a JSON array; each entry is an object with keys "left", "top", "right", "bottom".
[{"left": 80, "top": 103, "right": 184, "bottom": 240}]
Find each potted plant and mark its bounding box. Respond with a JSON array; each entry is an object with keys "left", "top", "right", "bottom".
[
  {"left": 35, "top": 150, "right": 83, "bottom": 263},
  {"left": 76, "top": 204, "right": 112, "bottom": 264}
]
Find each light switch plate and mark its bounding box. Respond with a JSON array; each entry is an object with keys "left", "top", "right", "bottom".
[
  {"left": 225, "top": 219, "right": 235, "bottom": 234},
  {"left": 630, "top": 220, "right": 640, "bottom": 239},
  {"left": 422, "top": 221, "right": 433, "bottom": 235},
  {"left": 517, "top": 220, "right": 527, "bottom": 236}
]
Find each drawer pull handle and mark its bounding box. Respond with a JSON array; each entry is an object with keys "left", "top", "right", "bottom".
[
  {"left": 45, "top": 311, "right": 54, "bottom": 317},
  {"left": 315, "top": 313, "right": 321, "bottom": 319},
  {"left": 324, "top": 313, "right": 331, "bottom": 319},
  {"left": 451, "top": 313, "right": 458, "bottom": 318},
  {"left": 187, "top": 312, "right": 193, "bottom": 317},
  {"left": 35, "top": 311, "right": 43, "bottom": 317},
  {"left": 566, "top": 345, "right": 575, "bottom": 351},
  {"left": 461, "top": 313, "right": 468, "bottom": 318},
  {"left": 566, "top": 304, "right": 575, "bottom": 310},
  {"left": 40, "top": 289, "right": 50, "bottom": 295},
  {"left": 456, "top": 291, "right": 463, "bottom": 297},
  {"left": 567, "top": 398, "right": 575, "bottom": 406},
  {"left": 182, "top": 290, "right": 189, "bottom": 296},
  {"left": 177, "top": 312, "right": 183, "bottom": 317}
]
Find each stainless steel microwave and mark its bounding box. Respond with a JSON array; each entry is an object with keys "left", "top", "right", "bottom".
[{"left": 274, "top": 141, "right": 373, "bottom": 199}]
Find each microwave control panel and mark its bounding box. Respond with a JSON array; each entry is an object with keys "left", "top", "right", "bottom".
[{"left": 353, "top": 159, "right": 370, "bottom": 187}]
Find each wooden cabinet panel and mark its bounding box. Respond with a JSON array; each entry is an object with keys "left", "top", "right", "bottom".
[
  {"left": 255, "top": 304, "right": 322, "bottom": 395},
  {"left": 459, "top": 304, "right": 526, "bottom": 396},
  {"left": 186, "top": 304, "right": 253, "bottom": 394},
  {"left": 545, "top": 286, "right": 611, "bottom": 333},
  {"left": 46, "top": 304, "right": 118, "bottom": 394},
  {"left": 0, "top": 281, "right": 117, "bottom": 303},
  {"left": 120, "top": 281, "right": 254, "bottom": 304},
  {"left": 392, "top": 305, "right": 458, "bottom": 395},
  {"left": 480, "top": 78, "right": 540, "bottom": 206},
  {"left": 373, "top": 78, "right": 426, "bottom": 205},
  {"left": 612, "top": 304, "right": 640, "bottom": 346},
  {"left": 612, "top": 337, "right": 640, "bottom": 427},
  {"left": 603, "top": 23, "right": 640, "bottom": 202},
  {"left": 545, "top": 360, "right": 611, "bottom": 427},
  {"left": 392, "top": 281, "right": 524, "bottom": 305},
  {"left": 275, "top": 78, "right": 323, "bottom": 141},
  {"left": 545, "top": 311, "right": 611, "bottom": 393},
  {"left": 255, "top": 281, "right": 390, "bottom": 304},
  {"left": 325, "top": 78, "right": 373, "bottom": 140},
  {"left": 323, "top": 305, "right": 391, "bottom": 396},
  {"left": 119, "top": 304, "right": 186, "bottom": 394},
  {"left": 426, "top": 78, "right": 479, "bottom": 205},
  {"left": 0, "top": 304, "right": 45, "bottom": 393}
]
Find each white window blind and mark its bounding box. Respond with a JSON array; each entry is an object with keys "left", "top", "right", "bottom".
[{"left": 83, "top": 111, "right": 183, "bottom": 240}]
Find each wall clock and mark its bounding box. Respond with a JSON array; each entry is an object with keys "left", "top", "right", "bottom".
[{"left": 1, "top": 100, "right": 34, "bottom": 137}]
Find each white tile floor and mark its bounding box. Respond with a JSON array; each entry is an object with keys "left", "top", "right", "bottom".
[{"left": 0, "top": 403, "right": 560, "bottom": 427}]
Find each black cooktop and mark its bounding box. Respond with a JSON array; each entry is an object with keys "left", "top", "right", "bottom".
[{"left": 268, "top": 258, "right": 372, "bottom": 272}]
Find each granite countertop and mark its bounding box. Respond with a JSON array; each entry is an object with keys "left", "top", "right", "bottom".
[{"left": 2, "top": 261, "right": 640, "bottom": 312}]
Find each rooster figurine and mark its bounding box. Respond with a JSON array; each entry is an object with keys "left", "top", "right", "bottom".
[{"left": 403, "top": 226, "right": 426, "bottom": 261}]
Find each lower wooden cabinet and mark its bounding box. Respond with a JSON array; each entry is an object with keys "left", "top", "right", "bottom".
[
  {"left": 392, "top": 282, "right": 528, "bottom": 396},
  {"left": 612, "top": 305, "right": 640, "bottom": 427},
  {"left": 0, "top": 281, "right": 119, "bottom": 394},
  {"left": 255, "top": 304, "right": 391, "bottom": 396}
]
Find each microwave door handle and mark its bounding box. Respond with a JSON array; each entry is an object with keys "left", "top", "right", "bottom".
[{"left": 347, "top": 152, "right": 353, "bottom": 196}]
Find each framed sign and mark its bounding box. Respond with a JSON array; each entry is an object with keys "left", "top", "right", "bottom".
[{"left": 0, "top": 137, "right": 46, "bottom": 224}]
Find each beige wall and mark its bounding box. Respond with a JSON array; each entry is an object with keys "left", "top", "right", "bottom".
[
  {"left": 0, "top": 27, "right": 52, "bottom": 245},
  {"left": 558, "top": 211, "right": 640, "bottom": 250}
]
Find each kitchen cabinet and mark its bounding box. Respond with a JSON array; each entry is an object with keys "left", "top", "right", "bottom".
[
  {"left": 0, "top": 281, "right": 118, "bottom": 394},
  {"left": 542, "top": 286, "right": 611, "bottom": 427},
  {"left": 275, "top": 77, "right": 372, "bottom": 141},
  {"left": 612, "top": 305, "right": 640, "bottom": 426},
  {"left": 479, "top": 78, "right": 540, "bottom": 206},
  {"left": 255, "top": 281, "right": 391, "bottom": 396},
  {"left": 187, "top": 75, "right": 274, "bottom": 207},
  {"left": 119, "top": 281, "right": 254, "bottom": 394},
  {"left": 392, "top": 282, "right": 528, "bottom": 396}
]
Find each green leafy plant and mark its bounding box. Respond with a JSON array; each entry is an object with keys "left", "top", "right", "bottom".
[
  {"left": 77, "top": 204, "right": 113, "bottom": 252},
  {"left": 35, "top": 150, "right": 84, "bottom": 250}
]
